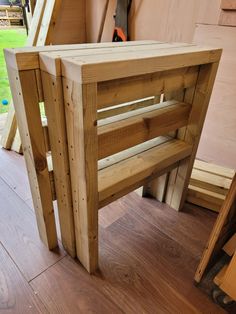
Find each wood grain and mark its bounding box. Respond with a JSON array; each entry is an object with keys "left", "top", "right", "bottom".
[
  {"left": 30, "top": 193, "right": 224, "bottom": 313},
  {"left": 0, "top": 243, "right": 45, "bottom": 313},
  {"left": 0, "top": 177, "right": 65, "bottom": 282}
]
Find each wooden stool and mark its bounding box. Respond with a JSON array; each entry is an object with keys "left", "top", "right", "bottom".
[{"left": 4, "top": 41, "right": 222, "bottom": 273}]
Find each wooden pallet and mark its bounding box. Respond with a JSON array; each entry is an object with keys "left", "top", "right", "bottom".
[
  {"left": 187, "top": 160, "right": 235, "bottom": 212},
  {"left": 5, "top": 40, "right": 221, "bottom": 273}
]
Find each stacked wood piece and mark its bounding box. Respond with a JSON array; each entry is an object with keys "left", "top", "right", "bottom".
[
  {"left": 187, "top": 160, "right": 235, "bottom": 212},
  {"left": 4, "top": 41, "right": 221, "bottom": 273}
]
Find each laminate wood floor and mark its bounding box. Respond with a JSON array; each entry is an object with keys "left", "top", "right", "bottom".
[{"left": 0, "top": 147, "right": 226, "bottom": 313}]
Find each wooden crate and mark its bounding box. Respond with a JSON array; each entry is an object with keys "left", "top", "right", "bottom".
[{"left": 4, "top": 41, "right": 221, "bottom": 273}]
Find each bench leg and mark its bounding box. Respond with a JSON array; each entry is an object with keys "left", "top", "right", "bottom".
[
  {"left": 165, "top": 62, "right": 220, "bottom": 211},
  {"left": 65, "top": 80, "right": 99, "bottom": 273}
]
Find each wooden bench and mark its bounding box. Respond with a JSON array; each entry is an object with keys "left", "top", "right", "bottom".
[{"left": 4, "top": 41, "right": 222, "bottom": 273}]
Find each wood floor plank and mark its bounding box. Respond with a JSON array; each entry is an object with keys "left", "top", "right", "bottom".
[
  {"left": 0, "top": 177, "right": 65, "bottom": 282},
  {"left": 30, "top": 195, "right": 224, "bottom": 314},
  {"left": 0, "top": 242, "right": 46, "bottom": 313},
  {"left": 0, "top": 150, "right": 225, "bottom": 312},
  {"left": 0, "top": 149, "right": 31, "bottom": 203},
  {"left": 122, "top": 192, "right": 216, "bottom": 259}
]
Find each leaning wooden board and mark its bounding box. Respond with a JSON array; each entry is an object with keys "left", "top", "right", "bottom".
[{"left": 5, "top": 41, "right": 221, "bottom": 273}]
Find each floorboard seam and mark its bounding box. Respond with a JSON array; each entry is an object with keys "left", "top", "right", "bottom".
[{"left": 28, "top": 255, "right": 67, "bottom": 284}]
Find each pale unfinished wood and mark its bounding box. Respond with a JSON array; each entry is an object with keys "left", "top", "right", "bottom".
[
  {"left": 98, "top": 140, "right": 192, "bottom": 208},
  {"left": 64, "top": 81, "right": 98, "bottom": 273},
  {"left": 41, "top": 71, "right": 75, "bottom": 257},
  {"left": 0, "top": 103, "right": 16, "bottom": 149},
  {"left": 97, "top": 101, "right": 191, "bottom": 159},
  {"left": 187, "top": 185, "right": 225, "bottom": 212},
  {"left": 195, "top": 174, "right": 236, "bottom": 283},
  {"left": 6, "top": 66, "right": 57, "bottom": 250},
  {"left": 165, "top": 62, "right": 221, "bottom": 211},
  {"left": 37, "top": 0, "right": 62, "bottom": 46},
  {"left": 60, "top": 46, "right": 221, "bottom": 83}
]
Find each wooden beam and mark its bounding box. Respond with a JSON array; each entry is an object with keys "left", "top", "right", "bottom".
[
  {"left": 65, "top": 81, "right": 98, "bottom": 273},
  {"left": 41, "top": 71, "right": 75, "bottom": 257},
  {"left": 7, "top": 66, "right": 57, "bottom": 250},
  {"left": 98, "top": 101, "right": 191, "bottom": 159},
  {"left": 165, "top": 61, "right": 221, "bottom": 211},
  {"left": 97, "top": 66, "right": 199, "bottom": 109},
  {"left": 195, "top": 174, "right": 236, "bottom": 283},
  {"left": 98, "top": 139, "right": 192, "bottom": 208}
]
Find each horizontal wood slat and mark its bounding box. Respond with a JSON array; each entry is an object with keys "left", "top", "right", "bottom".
[
  {"left": 61, "top": 46, "right": 221, "bottom": 83},
  {"left": 98, "top": 139, "right": 192, "bottom": 208},
  {"left": 97, "top": 66, "right": 199, "bottom": 109},
  {"left": 98, "top": 101, "right": 191, "bottom": 159},
  {"left": 5, "top": 41, "right": 157, "bottom": 71}
]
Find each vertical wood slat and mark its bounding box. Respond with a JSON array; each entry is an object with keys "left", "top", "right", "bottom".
[
  {"left": 41, "top": 71, "right": 76, "bottom": 257},
  {"left": 6, "top": 66, "right": 57, "bottom": 249},
  {"left": 63, "top": 80, "right": 98, "bottom": 273},
  {"left": 165, "top": 62, "right": 221, "bottom": 211}
]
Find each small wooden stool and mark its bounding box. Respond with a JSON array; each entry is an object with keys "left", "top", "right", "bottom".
[{"left": 4, "top": 41, "right": 222, "bottom": 273}]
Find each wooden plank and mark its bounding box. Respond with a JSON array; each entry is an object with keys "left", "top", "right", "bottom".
[
  {"left": 187, "top": 184, "right": 225, "bottom": 212},
  {"left": 97, "top": 97, "right": 156, "bottom": 120},
  {"left": 4, "top": 41, "right": 157, "bottom": 71},
  {"left": 219, "top": 10, "right": 236, "bottom": 26},
  {"left": 41, "top": 71, "right": 75, "bottom": 257},
  {"left": 98, "top": 136, "right": 173, "bottom": 171},
  {"left": 27, "top": 0, "right": 46, "bottom": 46},
  {"left": 223, "top": 233, "right": 236, "bottom": 256},
  {"left": 49, "top": 0, "right": 86, "bottom": 45},
  {"left": 221, "top": 0, "right": 236, "bottom": 10},
  {"left": 0, "top": 103, "right": 17, "bottom": 149},
  {"left": 11, "top": 127, "right": 22, "bottom": 153},
  {"left": 190, "top": 168, "right": 232, "bottom": 195},
  {"left": 221, "top": 253, "right": 236, "bottom": 300},
  {"left": 194, "top": 160, "right": 235, "bottom": 179},
  {"left": 195, "top": 174, "right": 236, "bottom": 283},
  {"left": 165, "top": 61, "right": 221, "bottom": 211},
  {"left": 98, "top": 140, "right": 192, "bottom": 208},
  {"left": 97, "top": 66, "right": 199, "bottom": 109},
  {"left": 65, "top": 81, "right": 98, "bottom": 273},
  {"left": 36, "top": 0, "right": 62, "bottom": 46},
  {"left": 61, "top": 46, "right": 222, "bottom": 83},
  {"left": 40, "top": 43, "right": 194, "bottom": 76},
  {"left": 97, "top": 101, "right": 191, "bottom": 159},
  {"left": 214, "top": 265, "right": 228, "bottom": 286},
  {"left": 7, "top": 66, "right": 57, "bottom": 250}
]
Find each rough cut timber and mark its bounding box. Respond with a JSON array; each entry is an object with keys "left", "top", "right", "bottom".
[
  {"left": 4, "top": 41, "right": 221, "bottom": 273},
  {"left": 187, "top": 160, "right": 235, "bottom": 212}
]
